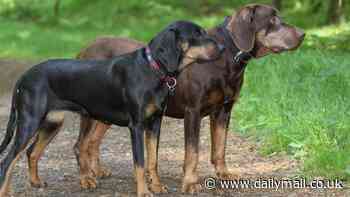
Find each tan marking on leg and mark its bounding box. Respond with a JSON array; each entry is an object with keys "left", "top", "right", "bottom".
[
  {"left": 76, "top": 117, "right": 98, "bottom": 189},
  {"left": 182, "top": 146, "right": 200, "bottom": 193},
  {"left": 210, "top": 119, "right": 227, "bottom": 174},
  {"left": 28, "top": 124, "right": 62, "bottom": 188},
  {"left": 145, "top": 130, "right": 167, "bottom": 193},
  {"left": 134, "top": 166, "right": 151, "bottom": 197},
  {"left": 87, "top": 121, "right": 111, "bottom": 178},
  {"left": 210, "top": 114, "right": 239, "bottom": 179},
  {"left": 144, "top": 101, "right": 158, "bottom": 118}
]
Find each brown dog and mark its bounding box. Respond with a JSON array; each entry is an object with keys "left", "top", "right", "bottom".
[{"left": 26, "top": 4, "right": 304, "bottom": 193}]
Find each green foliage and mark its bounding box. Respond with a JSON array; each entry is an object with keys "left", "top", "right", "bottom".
[
  {"left": 0, "top": 1, "right": 230, "bottom": 59},
  {"left": 232, "top": 45, "right": 350, "bottom": 179},
  {"left": 305, "top": 23, "right": 350, "bottom": 51},
  {"left": 0, "top": 0, "right": 348, "bottom": 181},
  {"left": 0, "top": 0, "right": 54, "bottom": 21}
]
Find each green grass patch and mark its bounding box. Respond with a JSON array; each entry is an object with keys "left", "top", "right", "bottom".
[{"left": 232, "top": 46, "right": 350, "bottom": 180}]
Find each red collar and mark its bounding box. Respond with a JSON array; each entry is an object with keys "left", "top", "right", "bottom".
[
  {"left": 145, "top": 47, "right": 161, "bottom": 70},
  {"left": 145, "top": 47, "right": 177, "bottom": 92}
]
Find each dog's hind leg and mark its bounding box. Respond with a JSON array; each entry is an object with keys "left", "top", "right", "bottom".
[
  {"left": 26, "top": 112, "right": 64, "bottom": 188},
  {"left": 74, "top": 115, "right": 98, "bottom": 189},
  {"left": 0, "top": 85, "right": 48, "bottom": 196},
  {"left": 0, "top": 110, "right": 45, "bottom": 196},
  {"left": 84, "top": 119, "right": 111, "bottom": 178}
]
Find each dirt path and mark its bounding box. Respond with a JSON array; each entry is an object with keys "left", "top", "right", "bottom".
[{"left": 0, "top": 61, "right": 348, "bottom": 196}]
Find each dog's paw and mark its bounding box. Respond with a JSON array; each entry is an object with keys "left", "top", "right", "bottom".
[
  {"left": 95, "top": 166, "right": 112, "bottom": 178},
  {"left": 80, "top": 176, "right": 97, "bottom": 190},
  {"left": 137, "top": 191, "right": 154, "bottom": 197},
  {"left": 149, "top": 183, "right": 168, "bottom": 193},
  {"left": 216, "top": 171, "right": 240, "bottom": 180},
  {"left": 30, "top": 180, "right": 48, "bottom": 188},
  {"left": 181, "top": 182, "right": 202, "bottom": 194}
]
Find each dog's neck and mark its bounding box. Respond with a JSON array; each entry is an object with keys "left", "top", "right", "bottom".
[
  {"left": 217, "top": 23, "right": 253, "bottom": 66},
  {"left": 144, "top": 47, "right": 177, "bottom": 92},
  {"left": 145, "top": 47, "right": 162, "bottom": 71}
]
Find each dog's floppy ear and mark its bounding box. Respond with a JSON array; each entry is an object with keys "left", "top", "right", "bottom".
[
  {"left": 148, "top": 27, "right": 181, "bottom": 73},
  {"left": 227, "top": 6, "right": 256, "bottom": 52}
]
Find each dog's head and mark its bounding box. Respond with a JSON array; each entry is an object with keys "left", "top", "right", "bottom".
[
  {"left": 148, "top": 21, "right": 224, "bottom": 73},
  {"left": 226, "top": 4, "right": 305, "bottom": 57}
]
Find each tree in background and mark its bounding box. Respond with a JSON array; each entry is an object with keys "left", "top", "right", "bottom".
[
  {"left": 327, "top": 0, "right": 344, "bottom": 24},
  {"left": 272, "top": 0, "right": 282, "bottom": 11},
  {"left": 54, "top": 0, "right": 61, "bottom": 18}
]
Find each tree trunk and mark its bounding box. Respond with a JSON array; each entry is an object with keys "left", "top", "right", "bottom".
[
  {"left": 272, "top": 0, "right": 282, "bottom": 11},
  {"left": 311, "top": 0, "right": 322, "bottom": 13},
  {"left": 54, "top": 0, "right": 61, "bottom": 18},
  {"left": 327, "top": 0, "right": 344, "bottom": 24}
]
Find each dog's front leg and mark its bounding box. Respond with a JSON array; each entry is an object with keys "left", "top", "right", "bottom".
[
  {"left": 182, "top": 106, "right": 202, "bottom": 193},
  {"left": 210, "top": 102, "right": 239, "bottom": 179},
  {"left": 145, "top": 116, "right": 168, "bottom": 193},
  {"left": 130, "top": 123, "right": 152, "bottom": 197}
]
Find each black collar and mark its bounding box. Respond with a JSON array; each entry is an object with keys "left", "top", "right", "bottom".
[
  {"left": 145, "top": 47, "right": 177, "bottom": 92},
  {"left": 217, "top": 22, "right": 253, "bottom": 66}
]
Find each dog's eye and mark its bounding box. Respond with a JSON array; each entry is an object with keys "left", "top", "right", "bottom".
[{"left": 159, "top": 48, "right": 165, "bottom": 53}]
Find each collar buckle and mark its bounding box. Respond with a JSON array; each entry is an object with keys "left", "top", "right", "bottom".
[
  {"left": 163, "top": 76, "right": 177, "bottom": 92},
  {"left": 160, "top": 76, "right": 177, "bottom": 92},
  {"left": 233, "top": 50, "right": 252, "bottom": 65},
  {"left": 233, "top": 51, "right": 244, "bottom": 63}
]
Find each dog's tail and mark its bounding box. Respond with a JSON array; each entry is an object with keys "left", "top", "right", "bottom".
[{"left": 0, "top": 85, "right": 18, "bottom": 154}]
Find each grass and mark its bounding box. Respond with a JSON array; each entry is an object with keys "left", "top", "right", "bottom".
[
  {"left": 0, "top": 1, "right": 349, "bottom": 181},
  {"left": 232, "top": 45, "right": 350, "bottom": 180}
]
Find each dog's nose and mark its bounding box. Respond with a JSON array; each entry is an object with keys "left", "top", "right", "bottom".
[{"left": 218, "top": 44, "right": 225, "bottom": 52}]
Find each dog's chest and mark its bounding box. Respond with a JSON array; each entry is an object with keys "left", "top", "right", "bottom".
[
  {"left": 144, "top": 93, "right": 167, "bottom": 118},
  {"left": 207, "top": 76, "right": 243, "bottom": 106},
  {"left": 145, "top": 101, "right": 160, "bottom": 118},
  {"left": 207, "top": 87, "right": 237, "bottom": 106}
]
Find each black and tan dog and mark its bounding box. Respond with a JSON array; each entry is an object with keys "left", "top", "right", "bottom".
[
  {"left": 0, "top": 21, "right": 223, "bottom": 196},
  {"left": 19, "top": 4, "right": 305, "bottom": 194}
]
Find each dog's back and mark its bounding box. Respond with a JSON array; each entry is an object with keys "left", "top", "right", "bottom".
[{"left": 77, "top": 37, "right": 144, "bottom": 60}]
